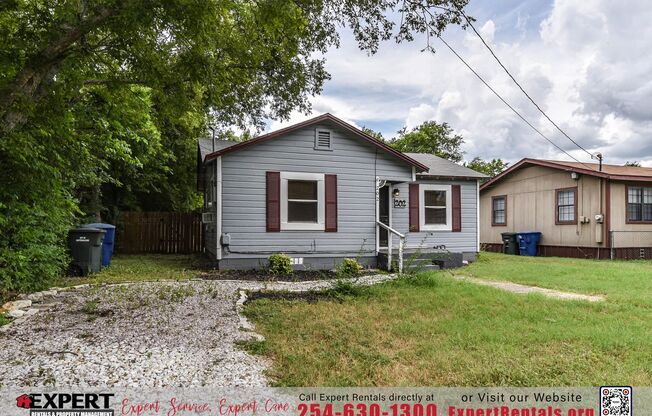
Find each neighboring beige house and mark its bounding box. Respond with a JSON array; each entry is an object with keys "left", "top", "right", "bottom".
[{"left": 480, "top": 158, "right": 652, "bottom": 259}]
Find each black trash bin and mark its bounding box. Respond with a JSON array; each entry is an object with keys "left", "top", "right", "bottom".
[
  {"left": 501, "top": 232, "right": 519, "bottom": 255},
  {"left": 67, "top": 227, "right": 106, "bottom": 276}
]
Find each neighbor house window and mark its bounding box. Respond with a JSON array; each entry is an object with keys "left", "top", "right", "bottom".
[
  {"left": 556, "top": 187, "right": 577, "bottom": 224},
  {"left": 492, "top": 195, "right": 506, "bottom": 226},
  {"left": 627, "top": 186, "right": 652, "bottom": 222},
  {"left": 420, "top": 184, "right": 451, "bottom": 231},
  {"left": 280, "top": 172, "right": 324, "bottom": 230}
]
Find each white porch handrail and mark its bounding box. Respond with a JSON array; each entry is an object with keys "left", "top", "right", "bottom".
[{"left": 376, "top": 221, "right": 405, "bottom": 274}]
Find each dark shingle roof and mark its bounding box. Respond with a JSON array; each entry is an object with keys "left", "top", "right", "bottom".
[
  {"left": 198, "top": 138, "right": 238, "bottom": 162},
  {"left": 404, "top": 153, "right": 488, "bottom": 179}
]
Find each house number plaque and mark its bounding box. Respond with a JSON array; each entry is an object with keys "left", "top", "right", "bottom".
[{"left": 393, "top": 199, "right": 407, "bottom": 208}]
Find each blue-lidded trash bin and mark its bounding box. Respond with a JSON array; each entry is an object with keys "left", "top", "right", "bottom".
[
  {"left": 82, "top": 223, "right": 116, "bottom": 267},
  {"left": 516, "top": 232, "right": 542, "bottom": 256}
]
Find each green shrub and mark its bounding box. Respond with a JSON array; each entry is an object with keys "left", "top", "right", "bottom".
[
  {"left": 0, "top": 199, "right": 72, "bottom": 300},
  {"left": 268, "top": 253, "right": 293, "bottom": 276},
  {"left": 328, "top": 278, "right": 367, "bottom": 299},
  {"left": 337, "top": 258, "right": 363, "bottom": 278}
]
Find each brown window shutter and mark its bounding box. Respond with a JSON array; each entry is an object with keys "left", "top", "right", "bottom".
[
  {"left": 409, "top": 183, "right": 419, "bottom": 232},
  {"left": 266, "top": 172, "right": 280, "bottom": 232},
  {"left": 325, "top": 174, "right": 338, "bottom": 232},
  {"left": 452, "top": 184, "right": 462, "bottom": 232}
]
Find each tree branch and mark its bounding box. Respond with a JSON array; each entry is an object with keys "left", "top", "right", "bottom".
[{"left": 0, "top": 6, "right": 118, "bottom": 134}]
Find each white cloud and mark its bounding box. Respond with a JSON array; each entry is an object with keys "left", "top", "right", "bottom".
[
  {"left": 263, "top": 0, "right": 652, "bottom": 166},
  {"left": 480, "top": 20, "right": 496, "bottom": 43},
  {"left": 405, "top": 103, "right": 437, "bottom": 130},
  {"left": 267, "top": 96, "right": 362, "bottom": 131}
]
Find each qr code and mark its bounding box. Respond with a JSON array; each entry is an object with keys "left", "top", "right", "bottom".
[{"left": 600, "top": 386, "right": 632, "bottom": 416}]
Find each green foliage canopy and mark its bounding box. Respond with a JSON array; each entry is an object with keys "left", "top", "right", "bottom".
[
  {"left": 391, "top": 121, "right": 465, "bottom": 162},
  {"left": 464, "top": 157, "right": 509, "bottom": 177},
  {"left": 0, "top": 0, "right": 471, "bottom": 295},
  {"left": 386, "top": 120, "right": 507, "bottom": 177}
]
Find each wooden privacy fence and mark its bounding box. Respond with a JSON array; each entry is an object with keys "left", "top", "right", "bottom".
[{"left": 116, "top": 212, "right": 203, "bottom": 254}]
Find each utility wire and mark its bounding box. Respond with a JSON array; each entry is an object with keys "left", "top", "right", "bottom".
[
  {"left": 439, "top": 36, "right": 598, "bottom": 171},
  {"left": 457, "top": 9, "right": 595, "bottom": 160}
]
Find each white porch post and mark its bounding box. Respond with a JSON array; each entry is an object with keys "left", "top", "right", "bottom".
[{"left": 398, "top": 236, "right": 404, "bottom": 274}]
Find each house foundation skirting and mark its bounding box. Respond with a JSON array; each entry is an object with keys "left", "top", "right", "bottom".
[
  {"left": 217, "top": 255, "right": 378, "bottom": 271},
  {"left": 482, "top": 243, "right": 652, "bottom": 260}
]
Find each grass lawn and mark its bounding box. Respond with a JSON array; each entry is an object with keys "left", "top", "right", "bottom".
[
  {"left": 458, "top": 252, "right": 652, "bottom": 306},
  {"left": 243, "top": 253, "right": 652, "bottom": 386},
  {"left": 53, "top": 254, "right": 202, "bottom": 287}
]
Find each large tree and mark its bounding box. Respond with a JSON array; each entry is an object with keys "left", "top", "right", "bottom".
[
  {"left": 391, "top": 121, "right": 465, "bottom": 162},
  {"left": 388, "top": 121, "right": 507, "bottom": 177},
  {"left": 465, "top": 157, "right": 508, "bottom": 177},
  {"left": 0, "top": 0, "right": 471, "bottom": 294}
]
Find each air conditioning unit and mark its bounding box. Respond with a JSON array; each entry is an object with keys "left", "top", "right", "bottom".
[{"left": 202, "top": 212, "right": 215, "bottom": 224}]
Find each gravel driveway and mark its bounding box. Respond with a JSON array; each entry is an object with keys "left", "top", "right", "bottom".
[{"left": 0, "top": 275, "right": 397, "bottom": 388}]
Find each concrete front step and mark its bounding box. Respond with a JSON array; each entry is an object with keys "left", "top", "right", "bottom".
[{"left": 377, "top": 251, "right": 464, "bottom": 270}]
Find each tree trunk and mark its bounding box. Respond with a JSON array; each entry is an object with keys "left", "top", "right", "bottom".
[{"left": 0, "top": 7, "right": 116, "bottom": 135}]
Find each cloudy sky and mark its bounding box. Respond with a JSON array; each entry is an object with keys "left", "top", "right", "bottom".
[{"left": 265, "top": 0, "right": 652, "bottom": 167}]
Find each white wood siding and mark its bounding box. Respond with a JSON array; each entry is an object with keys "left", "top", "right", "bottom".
[
  {"left": 219, "top": 123, "right": 413, "bottom": 258},
  {"left": 391, "top": 179, "right": 479, "bottom": 252}
]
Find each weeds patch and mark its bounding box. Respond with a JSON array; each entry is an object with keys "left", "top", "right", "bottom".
[{"left": 236, "top": 339, "right": 268, "bottom": 355}]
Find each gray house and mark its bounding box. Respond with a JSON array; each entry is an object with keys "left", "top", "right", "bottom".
[{"left": 198, "top": 113, "right": 486, "bottom": 271}]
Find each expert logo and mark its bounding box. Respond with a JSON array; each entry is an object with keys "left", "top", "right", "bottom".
[{"left": 15, "top": 392, "right": 114, "bottom": 415}]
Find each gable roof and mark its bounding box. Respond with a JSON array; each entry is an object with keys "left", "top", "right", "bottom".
[
  {"left": 198, "top": 138, "right": 238, "bottom": 162},
  {"left": 202, "top": 113, "right": 429, "bottom": 171},
  {"left": 405, "top": 153, "right": 488, "bottom": 179},
  {"left": 481, "top": 158, "right": 652, "bottom": 191}
]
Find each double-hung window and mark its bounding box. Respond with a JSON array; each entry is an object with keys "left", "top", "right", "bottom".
[
  {"left": 420, "top": 184, "right": 451, "bottom": 231},
  {"left": 556, "top": 187, "right": 577, "bottom": 224},
  {"left": 492, "top": 195, "right": 506, "bottom": 226},
  {"left": 627, "top": 186, "right": 652, "bottom": 222},
  {"left": 280, "top": 172, "right": 325, "bottom": 230}
]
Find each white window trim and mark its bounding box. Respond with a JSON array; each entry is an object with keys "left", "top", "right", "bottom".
[
  {"left": 280, "top": 172, "right": 325, "bottom": 231},
  {"left": 420, "top": 184, "right": 452, "bottom": 231}
]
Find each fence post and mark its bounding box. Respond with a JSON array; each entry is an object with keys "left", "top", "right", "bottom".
[{"left": 610, "top": 231, "right": 614, "bottom": 260}]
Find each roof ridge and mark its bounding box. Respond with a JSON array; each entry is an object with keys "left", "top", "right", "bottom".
[
  {"left": 203, "top": 113, "right": 429, "bottom": 171},
  {"left": 481, "top": 158, "right": 652, "bottom": 191}
]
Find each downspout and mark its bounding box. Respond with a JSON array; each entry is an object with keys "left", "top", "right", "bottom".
[
  {"left": 207, "top": 125, "right": 222, "bottom": 261},
  {"left": 215, "top": 156, "right": 222, "bottom": 261},
  {"left": 605, "top": 179, "right": 611, "bottom": 258},
  {"left": 597, "top": 177, "right": 603, "bottom": 259},
  {"left": 476, "top": 179, "right": 481, "bottom": 253}
]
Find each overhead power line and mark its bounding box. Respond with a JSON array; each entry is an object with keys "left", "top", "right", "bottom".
[
  {"left": 457, "top": 9, "right": 595, "bottom": 160},
  {"left": 439, "top": 36, "right": 598, "bottom": 172}
]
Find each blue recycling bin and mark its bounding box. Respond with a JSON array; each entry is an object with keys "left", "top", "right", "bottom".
[
  {"left": 516, "top": 232, "right": 542, "bottom": 256},
  {"left": 82, "top": 223, "right": 116, "bottom": 267}
]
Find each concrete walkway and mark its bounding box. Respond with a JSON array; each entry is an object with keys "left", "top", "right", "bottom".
[{"left": 453, "top": 275, "right": 604, "bottom": 302}]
